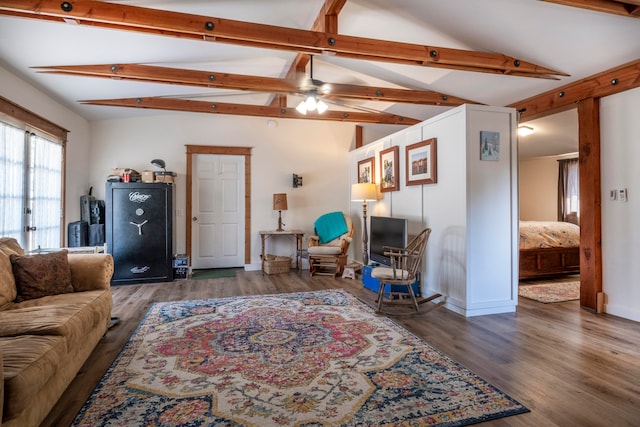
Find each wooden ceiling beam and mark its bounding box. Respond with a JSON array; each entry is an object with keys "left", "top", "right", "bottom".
[
  {"left": 313, "top": 0, "right": 346, "bottom": 34},
  {"left": 509, "top": 59, "right": 640, "bottom": 121},
  {"left": 79, "top": 97, "right": 420, "bottom": 125},
  {"left": 543, "top": 0, "right": 640, "bottom": 18},
  {"left": 0, "top": 0, "right": 567, "bottom": 78},
  {"left": 35, "top": 64, "right": 479, "bottom": 106}
]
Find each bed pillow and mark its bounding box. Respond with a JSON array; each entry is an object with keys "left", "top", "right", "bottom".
[{"left": 10, "top": 250, "right": 74, "bottom": 302}]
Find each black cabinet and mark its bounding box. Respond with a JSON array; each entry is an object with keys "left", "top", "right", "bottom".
[{"left": 106, "top": 182, "right": 173, "bottom": 285}]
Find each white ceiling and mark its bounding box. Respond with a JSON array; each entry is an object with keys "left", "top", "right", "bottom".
[{"left": 1, "top": 0, "right": 639, "bottom": 158}]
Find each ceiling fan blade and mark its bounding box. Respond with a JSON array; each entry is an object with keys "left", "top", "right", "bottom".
[{"left": 322, "top": 98, "right": 391, "bottom": 115}]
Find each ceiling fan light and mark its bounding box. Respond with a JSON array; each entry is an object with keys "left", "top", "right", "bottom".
[
  {"left": 305, "top": 95, "right": 317, "bottom": 111},
  {"left": 316, "top": 99, "right": 328, "bottom": 114},
  {"left": 296, "top": 101, "right": 307, "bottom": 115}
]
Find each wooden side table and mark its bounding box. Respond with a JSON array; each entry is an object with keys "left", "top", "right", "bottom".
[{"left": 259, "top": 230, "right": 304, "bottom": 273}]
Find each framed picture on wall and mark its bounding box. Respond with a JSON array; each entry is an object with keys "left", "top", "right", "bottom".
[
  {"left": 357, "top": 157, "right": 375, "bottom": 183},
  {"left": 480, "top": 131, "right": 500, "bottom": 161},
  {"left": 406, "top": 138, "right": 437, "bottom": 185},
  {"left": 379, "top": 146, "right": 399, "bottom": 192}
]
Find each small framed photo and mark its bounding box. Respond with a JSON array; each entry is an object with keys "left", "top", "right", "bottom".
[
  {"left": 379, "top": 146, "right": 399, "bottom": 192},
  {"left": 357, "top": 157, "right": 375, "bottom": 183},
  {"left": 480, "top": 131, "right": 500, "bottom": 161},
  {"left": 406, "top": 138, "right": 437, "bottom": 186}
]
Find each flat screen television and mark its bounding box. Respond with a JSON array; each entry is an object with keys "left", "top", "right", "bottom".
[{"left": 369, "top": 216, "right": 408, "bottom": 266}]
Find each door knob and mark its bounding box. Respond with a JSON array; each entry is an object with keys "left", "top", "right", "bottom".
[{"left": 192, "top": 216, "right": 198, "bottom": 221}]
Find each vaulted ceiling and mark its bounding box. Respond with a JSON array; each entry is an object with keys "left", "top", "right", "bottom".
[{"left": 0, "top": 0, "right": 639, "bottom": 157}]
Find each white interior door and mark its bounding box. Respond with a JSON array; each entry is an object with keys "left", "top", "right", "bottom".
[{"left": 192, "top": 154, "right": 245, "bottom": 269}]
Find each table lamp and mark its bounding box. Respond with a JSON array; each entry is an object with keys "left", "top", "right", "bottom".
[
  {"left": 351, "top": 183, "right": 378, "bottom": 265},
  {"left": 273, "top": 193, "right": 288, "bottom": 231}
]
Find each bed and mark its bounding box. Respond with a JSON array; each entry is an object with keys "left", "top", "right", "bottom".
[{"left": 519, "top": 221, "right": 580, "bottom": 280}]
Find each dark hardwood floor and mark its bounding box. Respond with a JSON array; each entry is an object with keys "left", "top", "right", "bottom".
[{"left": 42, "top": 271, "right": 640, "bottom": 427}]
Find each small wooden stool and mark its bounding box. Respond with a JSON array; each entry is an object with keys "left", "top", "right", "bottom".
[{"left": 341, "top": 262, "right": 362, "bottom": 279}]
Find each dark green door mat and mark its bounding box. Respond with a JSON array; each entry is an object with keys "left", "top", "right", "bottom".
[{"left": 191, "top": 268, "right": 238, "bottom": 280}]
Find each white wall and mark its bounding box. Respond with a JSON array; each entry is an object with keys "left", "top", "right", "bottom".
[
  {"left": 349, "top": 105, "right": 519, "bottom": 317},
  {"left": 601, "top": 87, "right": 640, "bottom": 322},
  {"left": 88, "top": 113, "right": 355, "bottom": 267},
  {"left": 1, "top": 64, "right": 357, "bottom": 268},
  {"left": 519, "top": 154, "right": 579, "bottom": 221},
  {"left": 519, "top": 157, "right": 558, "bottom": 220},
  {"left": 0, "top": 65, "right": 91, "bottom": 226}
]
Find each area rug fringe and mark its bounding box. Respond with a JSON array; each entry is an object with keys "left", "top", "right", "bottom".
[{"left": 73, "top": 289, "right": 529, "bottom": 426}]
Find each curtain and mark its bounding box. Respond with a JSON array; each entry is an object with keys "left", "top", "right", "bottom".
[
  {"left": 0, "top": 122, "right": 62, "bottom": 250},
  {"left": 557, "top": 158, "right": 579, "bottom": 225},
  {"left": 0, "top": 122, "right": 26, "bottom": 242}
]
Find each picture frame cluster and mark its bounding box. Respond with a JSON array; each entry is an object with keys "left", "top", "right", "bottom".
[{"left": 358, "top": 138, "right": 438, "bottom": 192}]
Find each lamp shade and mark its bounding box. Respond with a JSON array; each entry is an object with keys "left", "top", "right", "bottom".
[
  {"left": 273, "top": 193, "right": 288, "bottom": 210},
  {"left": 351, "top": 183, "right": 377, "bottom": 202},
  {"left": 150, "top": 159, "right": 166, "bottom": 169}
]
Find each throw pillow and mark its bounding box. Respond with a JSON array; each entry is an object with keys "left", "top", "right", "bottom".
[{"left": 10, "top": 250, "right": 74, "bottom": 302}]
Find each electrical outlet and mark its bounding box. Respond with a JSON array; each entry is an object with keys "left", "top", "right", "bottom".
[
  {"left": 619, "top": 188, "right": 628, "bottom": 202},
  {"left": 609, "top": 189, "right": 617, "bottom": 201}
]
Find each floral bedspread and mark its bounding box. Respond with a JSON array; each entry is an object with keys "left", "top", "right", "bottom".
[{"left": 520, "top": 221, "right": 580, "bottom": 249}]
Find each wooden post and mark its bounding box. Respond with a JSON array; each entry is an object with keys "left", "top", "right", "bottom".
[
  {"left": 577, "top": 98, "right": 603, "bottom": 311},
  {"left": 356, "top": 125, "right": 363, "bottom": 149}
]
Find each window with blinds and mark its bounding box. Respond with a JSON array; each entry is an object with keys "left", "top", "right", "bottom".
[{"left": 0, "top": 121, "right": 63, "bottom": 251}]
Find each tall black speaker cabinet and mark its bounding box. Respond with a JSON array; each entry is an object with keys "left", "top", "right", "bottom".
[{"left": 106, "top": 182, "right": 173, "bottom": 285}]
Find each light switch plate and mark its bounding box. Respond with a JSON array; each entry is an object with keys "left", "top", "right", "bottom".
[
  {"left": 609, "top": 189, "right": 617, "bottom": 201},
  {"left": 619, "top": 188, "right": 628, "bottom": 202}
]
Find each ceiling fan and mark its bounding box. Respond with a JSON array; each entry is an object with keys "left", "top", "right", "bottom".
[{"left": 295, "top": 55, "right": 330, "bottom": 115}]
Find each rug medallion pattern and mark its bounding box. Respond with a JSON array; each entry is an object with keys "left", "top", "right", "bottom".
[{"left": 73, "top": 290, "right": 528, "bottom": 426}]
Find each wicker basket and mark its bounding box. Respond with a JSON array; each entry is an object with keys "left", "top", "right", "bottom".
[{"left": 263, "top": 254, "right": 292, "bottom": 274}]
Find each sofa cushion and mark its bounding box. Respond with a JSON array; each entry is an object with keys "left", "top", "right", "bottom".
[
  {"left": 0, "top": 334, "right": 67, "bottom": 421},
  {"left": 0, "top": 237, "right": 23, "bottom": 309},
  {"left": 10, "top": 250, "right": 74, "bottom": 302},
  {"left": 0, "top": 291, "right": 112, "bottom": 342}
]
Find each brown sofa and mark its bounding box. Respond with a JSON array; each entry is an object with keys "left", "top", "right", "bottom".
[{"left": 0, "top": 237, "right": 113, "bottom": 427}]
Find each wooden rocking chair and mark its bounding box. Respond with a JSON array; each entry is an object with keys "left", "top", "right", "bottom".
[
  {"left": 371, "top": 228, "right": 442, "bottom": 314},
  {"left": 308, "top": 212, "right": 353, "bottom": 277}
]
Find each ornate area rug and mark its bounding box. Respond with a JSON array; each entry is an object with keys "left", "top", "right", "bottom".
[
  {"left": 519, "top": 281, "right": 580, "bottom": 303},
  {"left": 73, "top": 289, "right": 529, "bottom": 426}
]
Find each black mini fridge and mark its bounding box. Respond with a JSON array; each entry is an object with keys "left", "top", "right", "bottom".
[{"left": 105, "top": 182, "right": 173, "bottom": 285}]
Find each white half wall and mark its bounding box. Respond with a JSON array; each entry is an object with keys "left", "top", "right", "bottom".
[{"left": 349, "top": 104, "right": 519, "bottom": 317}]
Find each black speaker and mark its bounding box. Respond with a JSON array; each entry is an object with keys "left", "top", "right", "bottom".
[{"left": 68, "top": 221, "right": 88, "bottom": 247}]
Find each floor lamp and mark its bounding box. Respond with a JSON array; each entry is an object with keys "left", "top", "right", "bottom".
[{"left": 351, "top": 183, "right": 378, "bottom": 265}]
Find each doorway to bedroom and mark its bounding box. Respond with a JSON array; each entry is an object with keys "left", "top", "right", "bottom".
[{"left": 517, "top": 109, "right": 581, "bottom": 304}]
